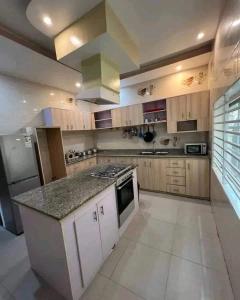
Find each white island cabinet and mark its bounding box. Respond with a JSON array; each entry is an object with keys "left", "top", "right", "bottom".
[{"left": 19, "top": 184, "right": 119, "bottom": 300}]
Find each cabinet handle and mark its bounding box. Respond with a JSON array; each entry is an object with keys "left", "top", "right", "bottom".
[
  {"left": 144, "top": 161, "right": 146, "bottom": 167},
  {"left": 188, "top": 112, "right": 191, "bottom": 119},
  {"left": 100, "top": 206, "right": 104, "bottom": 215},
  {"left": 173, "top": 171, "right": 178, "bottom": 174},
  {"left": 93, "top": 211, "right": 98, "bottom": 222},
  {"left": 182, "top": 113, "right": 184, "bottom": 119},
  {"left": 173, "top": 189, "right": 179, "bottom": 193},
  {"left": 187, "top": 163, "right": 190, "bottom": 170}
]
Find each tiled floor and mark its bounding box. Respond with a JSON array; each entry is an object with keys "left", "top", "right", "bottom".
[{"left": 0, "top": 191, "right": 234, "bottom": 300}]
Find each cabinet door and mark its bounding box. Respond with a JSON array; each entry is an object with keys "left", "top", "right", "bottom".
[
  {"left": 74, "top": 111, "right": 84, "bottom": 130},
  {"left": 186, "top": 159, "right": 209, "bottom": 198},
  {"left": 128, "top": 104, "right": 143, "bottom": 126},
  {"left": 120, "top": 107, "right": 129, "bottom": 127},
  {"left": 112, "top": 108, "right": 122, "bottom": 127},
  {"left": 152, "top": 159, "right": 168, "bottom": 192},
  {"left": 75, "top": 205, "right": 103, "bottom": 287},
  {"left": 137, "top": 158, "right": 152, "bottom": 190},
  {"left": 43, "top": 108, "right": 63, "bottom": 127},
  {"left": 83, "top": 112, "right": 92, "bottom": 130},
  {"left": 186, "top": 91, "right": 209, "bottom": 131},
  {"left": 97, "top": 189, "right": 118, "bottom": 259},
  {"left": 167, "top": 96, "right": 186, "bottom": 133}
]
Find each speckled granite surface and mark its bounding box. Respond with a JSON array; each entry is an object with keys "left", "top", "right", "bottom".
[
  {"left": 13, "top": 165, "right": 132, "bottom": 220},
  {"left": 97, "top": 149, "right": 210, "bottom": 159}
]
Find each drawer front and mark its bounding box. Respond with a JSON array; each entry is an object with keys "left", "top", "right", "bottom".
[
  {"left": 168, "top": 159, "right": 185, "bottom": 168},
  {"left": 166, "top": 168, "right": 185, "bottom": 177},
  {"left": 167, "top": 176, "right": 185, "bottom": 186},
  {"left": 167, "top": 184, "right": 186, "bottom": 194}
]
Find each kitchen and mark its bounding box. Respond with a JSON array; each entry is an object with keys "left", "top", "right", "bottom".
[{"left": 0, "top": 0, "right": 239, "bottom": 299}]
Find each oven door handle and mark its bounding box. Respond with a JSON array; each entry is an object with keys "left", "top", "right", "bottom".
[{"left": 117, "top": 177, "right": 133, "bottom": 190}]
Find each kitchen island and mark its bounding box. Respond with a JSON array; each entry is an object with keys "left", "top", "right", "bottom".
[{"left": 13, "top": 164, "right": 139, "bottom": 300}]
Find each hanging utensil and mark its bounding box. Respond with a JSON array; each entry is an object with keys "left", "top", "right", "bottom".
[{"left": 143, "top": 125, "right": 154, "bottom": 143}]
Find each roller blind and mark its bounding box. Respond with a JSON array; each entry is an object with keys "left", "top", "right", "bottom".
[{"left": 213, "top": 79, "right": 240, "bottom": 218}]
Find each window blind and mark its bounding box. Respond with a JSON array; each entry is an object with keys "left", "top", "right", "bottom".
[{"left": 212, "top": 79, "right": 240, "bottom": 218}]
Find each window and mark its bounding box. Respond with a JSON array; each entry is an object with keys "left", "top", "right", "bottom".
[{"left": 213, "top": 79, "right": 240, "bottom": 218}]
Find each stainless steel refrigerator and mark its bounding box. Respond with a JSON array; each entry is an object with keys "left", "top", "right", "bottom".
[{"left": 0, "top": 134, "right": 41, "bottom": 235}]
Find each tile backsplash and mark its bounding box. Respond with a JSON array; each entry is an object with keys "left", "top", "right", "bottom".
[
  {"left": 94, "top": 123, "right": 208, "bottom": 150},
  {"left": 62, "top": 131, "right": 95, "bottom": 153}
]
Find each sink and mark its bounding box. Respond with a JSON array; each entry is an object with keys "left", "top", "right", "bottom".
[
  {"left": 139, "top": 151, "right": 154, "bottom": 155},
  {"left": 139, "top": 151, "right": 169, "bottom": 155},
  {"left": 155, "top": 151, "right": 169, "bottom": 155}
]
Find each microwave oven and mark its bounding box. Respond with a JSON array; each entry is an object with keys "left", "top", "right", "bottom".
[{"left": 184, "top": 143, "right": 207, "bottom": 155}]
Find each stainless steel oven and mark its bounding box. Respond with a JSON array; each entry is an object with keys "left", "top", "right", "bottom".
[{"left": 116, "top": 171, "right": 135, "bottom": 227}]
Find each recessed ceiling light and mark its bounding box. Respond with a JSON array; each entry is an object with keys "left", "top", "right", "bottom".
[
  {"left": 50, "top": 92, "right": 55, "bottom": 96},
  {"left": 70, "top": 36, "right": 82, "bottom": 47},
  {"left": 16, "top": 138, "right": 21, "bottom": 141},
  {"left": 43, "top": 15, "right": 52, "bottom": 26},
  {"left": 33, "top": 108, "right": 38, "bottom": 112},
  {"left": 232, "top": 19, "right": 240, "bottom": 27},
  {"left": 176, "top": 65, "right": 182, "bottom": 71},
  {"left": 197, "top": 32, "right": 205, "bottom": 40},
  {"left": 75, "top": 82, "right": 81, "bottom": 88},
  {"left": 22, "top": 99, "right": 27, "bottom": 104}
]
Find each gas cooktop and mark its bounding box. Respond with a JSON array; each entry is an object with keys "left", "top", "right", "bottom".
[{"left": 90, "top": 165, "right": 131, "bottom": 178}]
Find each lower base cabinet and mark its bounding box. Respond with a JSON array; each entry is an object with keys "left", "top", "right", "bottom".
[
  {"left": 74, "top": 186, "right": 118, "bottom": 288},
  {"left": 185, "top": 158, "right": 210, "bottom": 198},
  {"left": 97, "top": 156, "right": 210, "bottom": 199}
]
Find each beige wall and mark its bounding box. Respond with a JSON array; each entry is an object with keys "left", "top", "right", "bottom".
[
  {"left": 94, "top": 65, "right": 209, "bottom": 112},
  {"left": 0, "top": 74, "right": 93, "bottom": 135},
  {"left": 209, "top": 1, "right": 240, "bottom": 300},
  {"left": 95, "top": 123, "right": 208, "bottom": 150}
]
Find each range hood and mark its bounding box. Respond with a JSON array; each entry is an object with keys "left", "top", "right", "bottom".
[
  {"left": 76, "top": 54, "right": 120, "bottom": 104},
  {"left": 76, "top": 86, "right": 119, "bottom": 105},
  {"left": 51, "top": 1, "right": 139, "bottom": 105}
]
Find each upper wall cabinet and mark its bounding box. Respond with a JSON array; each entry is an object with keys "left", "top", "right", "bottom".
[
  {"left": 43, "top": 108, "right": 92, "bottom": 131},
  {"left": 93, "top": 110, "right": 112, "bottom": 129},
  {"left": 112, "top": 104, "right": 143, "bottom": 128},
  {"left": 167, "top": 91, "right": 209, "bottom": 133}
]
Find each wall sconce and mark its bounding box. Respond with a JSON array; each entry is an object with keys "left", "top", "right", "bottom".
[{"left": 137, "top": 84, "right": 154, "bottom": 96}]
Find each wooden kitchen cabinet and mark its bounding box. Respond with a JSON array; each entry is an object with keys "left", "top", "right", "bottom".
[
  {"left": 112, "top": 108, "right": 122, "bottom": 128},
  {"left": 185, "top": 158, "right": 210, "bottom": 198},
  {"left": 112, "top": 104, "right": 143, "bottom": 127},
  {"left": 186, "top": 91, "right": 209, "bottom": 131},
  {"left": 167, "top": 91, "right": 210, "bottom": 133},
  {"left": 137, "top": 158, "right": 167, "bottom": 192},
  {"left": 43, "top": 108, "right": 92, "bottom": 131}
]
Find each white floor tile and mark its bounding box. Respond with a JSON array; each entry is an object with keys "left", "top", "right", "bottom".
[
  {"left": 112, "top": 242, "right": 171, "bottom": 300},
  {"left": 0, "top": 284, "right": 13, "bottom": 300},
  {"left": 177, "top": 206, "right": 218, "bottom": 238},
  {"left": 166, "top": 256, "right": 234, "bottom": 300},
  {"left": 0, "top": 232, "right": 28, "bottom": 282},
  {"left": 123, "top": 213, "right": 175, "bottom": 253},
  {"left": 172, "top": 225, "right": 202, "bottom": 264},
  {"left": 140, "top": 196, "right": 179, "bottom": 224},
  {"left": 100, "top": 238, "right": 130, "bottom": 278},
  {"left": 81, "top": 274, "right": 109, "bottom": 300},
  {"left": 200, "top": 236, "right": 226, "bottom": 272},
  {"left": 100, "top": 280, "right": 144, "bottom": 300},
  {"left": 1, "top": 256, "right": 63, "bottom": 300}
]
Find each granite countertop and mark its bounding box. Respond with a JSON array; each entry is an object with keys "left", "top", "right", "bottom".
[
  {"left": 97, "top": 149, "right": 210, "bottom": 159},
  {"left": 13, "top": 164, "right": 134, "bottom": 221}
]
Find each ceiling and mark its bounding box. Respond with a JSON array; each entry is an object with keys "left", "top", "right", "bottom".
[
  {"left": 0, "top": 0, "right": 225, "bottom": 67},
  {"left": 0, "top": 36, "right": 82, "bottom": 94}
]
